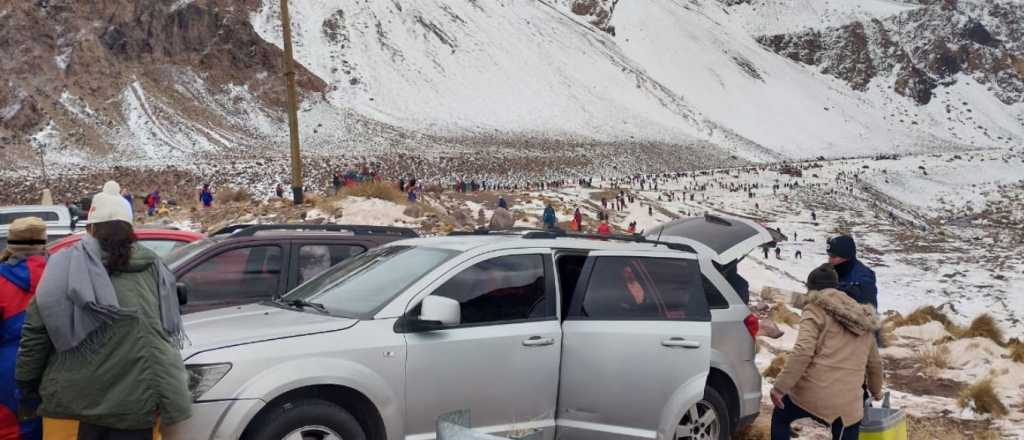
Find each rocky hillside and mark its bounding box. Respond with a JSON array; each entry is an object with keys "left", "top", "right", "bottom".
[
  {"left": 0, "top": 0, "right": 326, "bottom": 163},
  {"left": 759, "top": 0, "right": 1024, "bottom": 108},
  {"left": 1, "top": 0, "right": 1022, "bottom": 174}
]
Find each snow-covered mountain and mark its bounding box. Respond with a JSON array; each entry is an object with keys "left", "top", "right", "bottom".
[{"left": 2, "top": 0, "right": 1022, "bottom": 170}]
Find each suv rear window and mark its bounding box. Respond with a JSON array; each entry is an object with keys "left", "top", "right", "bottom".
[
  {"left": 647, "top": 217, "right": 757, "bottom": 255},
  {"left": 702, "top": 275, "right": 730, "bottom": 309},
  {"left": 573, "top": 257, "right": 709, "bottom": 321}
]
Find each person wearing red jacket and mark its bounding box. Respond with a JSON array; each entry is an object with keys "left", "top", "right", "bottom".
[
  {"left": 597, "top": 221, "right": 612, "bottom": 236},
  {"left": 0, "top": 217, "right": 47, "bottom": 440}
]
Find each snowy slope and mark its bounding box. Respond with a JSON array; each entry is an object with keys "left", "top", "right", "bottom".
[
  {"left": 248, "top": 0, "right": 1020, "bottom": 162},
  {"left": 725, "top": 0, "right": 919, "bottom": 36},
  {"left": 251, "top": 0, "right": 709, "bottom": 144},
  {"left": 610, "top": 0, "right": 951, "bottom": 158}
]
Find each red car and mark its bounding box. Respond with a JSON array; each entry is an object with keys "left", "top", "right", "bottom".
[{"left": 48, "top": 228, "right": 204, "bottom": 257}]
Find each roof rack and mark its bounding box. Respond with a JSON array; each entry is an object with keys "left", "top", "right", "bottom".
[
  {"left": 447, "top": 228, "right": 695, "bottom": 253},
  {"left": 209, "top": 224, "right": 257, "bottom": 236},
  {"left": 212, "top": 224, "right": 419, "bottom": 238}
]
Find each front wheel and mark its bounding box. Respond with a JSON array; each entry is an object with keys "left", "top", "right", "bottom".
[
  {"left": 243, "top": 398, "right": 366, "bottom": 440},
  {"left": 675, "top": 387, "right": 731, "bottom": 440}
]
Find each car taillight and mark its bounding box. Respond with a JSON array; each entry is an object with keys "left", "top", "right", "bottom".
[{"left": 744, "top": 313, "right": 759, "bottom": 338}]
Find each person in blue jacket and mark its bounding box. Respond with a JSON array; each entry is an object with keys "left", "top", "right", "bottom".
[
  {"left": 199, "top": 184, "right": 214, "bottom": 208},
  {"left": 0, "top": 218, "right": 47, "bottom": 440},
  {"left": 497, "top": 195, "right": 508, "bottom": 210},
  {"left": 827, "top": 235, "right": 877, "bottom": 310},
  {"left": 542, "top": 204, "right": 557, "bottom": 229}
]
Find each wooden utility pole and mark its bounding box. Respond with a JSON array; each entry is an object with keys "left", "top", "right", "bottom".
[{"left": 280, "top": 0, "right": 304, "bottom": 204}]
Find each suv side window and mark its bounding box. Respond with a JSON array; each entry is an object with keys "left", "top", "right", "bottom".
[
  {"left": 702, "top": 275, "right": 730, "bottom": 309},
  {"left": 574, "top": 257, "right": 709, "bottom": 321},
  {"left": 297, "top": 244, "right": 366, "bottom": 284},
  {"left": 180, "top": 245, "right": 283, "bottom": 303},
  {"left": 430, "top": 254, "right": 553, "bottom": 325}
]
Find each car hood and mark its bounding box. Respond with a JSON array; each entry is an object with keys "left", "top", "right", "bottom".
[{"left": 181, "top": 303, "right": 358, "bottom": 360}]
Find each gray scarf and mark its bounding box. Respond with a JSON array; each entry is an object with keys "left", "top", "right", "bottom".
[{"left": 35, "top": 235, "right": 186, "bottom": 353}]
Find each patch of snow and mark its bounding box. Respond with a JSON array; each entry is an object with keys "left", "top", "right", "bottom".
[
  {"left": 892, "top": 321, "right": 951, "bottom": 342},
  {"left": 59, "top": 90, "right": 98, "bottom": 121},
  {"left": 336, "top": 197, "right": 417, "bottom": 226},
  {"left": 170, "top": 0, "right": 195, "bottom": 12},
  {"left": 54, "top": 47, "right": 72, "bottom": 71}
]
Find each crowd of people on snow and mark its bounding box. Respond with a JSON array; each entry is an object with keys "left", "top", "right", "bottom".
[{"left": 0, "top": 159, "right": 901, "bottom": 440}]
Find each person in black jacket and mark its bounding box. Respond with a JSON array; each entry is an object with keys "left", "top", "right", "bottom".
[{"left": 827, "top": 235, "right": 878, "bottom": 310}]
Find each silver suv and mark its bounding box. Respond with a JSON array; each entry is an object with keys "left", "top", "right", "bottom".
[{"left": 169, "top": 217, "right": 767, "bottom": 440}]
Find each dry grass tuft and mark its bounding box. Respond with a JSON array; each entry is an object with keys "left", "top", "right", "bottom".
[
  {"left": 762, "top": 353, "right": 787, "bottom": 379},
  {"left": 958, "top": 377, "right": 1008, "bottom": 418},
  {"left": 886, "top": 305, "right": 961, "bottom": 335},
  {"left": 907, "top": 416, "right": 1000, "bottom": 439},
  {"left": 960, "top": 314, "right": 1005, "bottom": 346},
  {"left": 913, "top": 344, "right": 951, "bottom": 372},
  {"left": 769, "top": 303, "right": 801, "bottom": 327},
  {"left": 733, "top": 423, "right": 769, "bottom": 440},
  {"left": 217, "top": 187, "right": 251, "bottom": 204},
  {"left": 1009, "top": 341, "right": 1024, "bottom": 364},
  {"left": 340, "top": 181, "right": 406, "bottom": 203}
]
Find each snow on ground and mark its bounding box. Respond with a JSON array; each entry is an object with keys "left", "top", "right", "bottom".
[{"left": 319, "top": 197, "right": 418, "bottom": 227}]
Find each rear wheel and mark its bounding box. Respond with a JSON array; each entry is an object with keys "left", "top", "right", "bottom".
[
  {"left": 244, "top": 398, "right": 366, "bottom": 440},
  {"left": 675, "top": 387, "right": 730, "bottom": 440}
]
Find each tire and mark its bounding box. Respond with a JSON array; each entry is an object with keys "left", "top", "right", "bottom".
[
  {"left": 244, "top": 398, "right": 367, "bottom": 440},
  {"left": 675, "top": 387, "right": 731, "bottom": 440}
]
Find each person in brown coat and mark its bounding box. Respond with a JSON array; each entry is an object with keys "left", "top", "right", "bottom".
[{"left": 770, "top": 264, "right": 883, "bottom": 440}]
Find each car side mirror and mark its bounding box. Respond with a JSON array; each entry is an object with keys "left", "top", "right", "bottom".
[
  {"left": 420, "top": 295, "right": 460, "bottom": 326},
  {"left": 176, "top": 282, "right": 189, "bottom": 306},
  {"left": 396, "top": 296, "right": 461, "bottom": 333}
]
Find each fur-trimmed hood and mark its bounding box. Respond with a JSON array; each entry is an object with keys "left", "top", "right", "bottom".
[{"left": 807, "top": 288, "right": 880, "bottom": 335}]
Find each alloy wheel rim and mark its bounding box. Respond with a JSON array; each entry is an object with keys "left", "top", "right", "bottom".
[
  {"left": 282, "top": 425, "right": 343, "bottom": 440},
  {"left": 675, "top": 400, "right": 720, "bottom": 440}
]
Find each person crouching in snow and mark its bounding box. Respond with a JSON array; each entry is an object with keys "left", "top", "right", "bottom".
[
  {"left": 16, "top": 181, "right": 191, "bottom": 439},
  {"left": 597, "top": 220, "right": 611, "bottom": 235},
  {"left": 0, "top": 217, "right": 49, "bottom": 440},
  {"left": 770, "top": 264, "right": 883, "bottom": 440}
]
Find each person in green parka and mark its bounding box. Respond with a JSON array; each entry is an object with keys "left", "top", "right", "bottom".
[{"left": 15, "top": 181, "right": 191, "bottom": 440}]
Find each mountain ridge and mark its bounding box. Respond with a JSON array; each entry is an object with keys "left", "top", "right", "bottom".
[{"left": 1, "top": 0, "right": 1022, "bottom": 172}]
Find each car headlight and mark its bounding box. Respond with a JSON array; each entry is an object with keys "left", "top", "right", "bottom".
[{"left": 186, "top": 363, "right": 232, "bottom": 401}]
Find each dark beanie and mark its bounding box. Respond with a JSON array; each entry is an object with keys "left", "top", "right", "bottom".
[
  {"left": 807, "top": 263, "right": 839, "bottom": 291},
  {"left": 827, "top": 235, "right": 856, "bottom": 260}
]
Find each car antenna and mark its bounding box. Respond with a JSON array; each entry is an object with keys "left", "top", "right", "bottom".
[{"left": 653, "top": 223, "right": 664, "bottom": 248}]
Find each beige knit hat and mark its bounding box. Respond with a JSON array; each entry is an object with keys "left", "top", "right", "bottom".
[
  {"left": 88, "top": 180, "right": 133, "bottom": 224},
  {"left": 1, "top": 216, "right": 47, "bottom": 261}
]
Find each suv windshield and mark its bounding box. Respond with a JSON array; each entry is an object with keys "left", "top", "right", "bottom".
[
  {"left": 164, "top": 237, "right": 219, "bottom": 269},
  {"left": 282, "top": 245, "right": 457, "bottom": 319}
]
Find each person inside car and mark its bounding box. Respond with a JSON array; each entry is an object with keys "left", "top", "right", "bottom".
[{"left": 619, "top": 265, "right": 660, "bottom": 317}]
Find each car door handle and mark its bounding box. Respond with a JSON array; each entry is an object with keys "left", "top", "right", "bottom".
[
  {"left": 662, "top": 338, "right": 701, "bottom": 349},
  {"left": 522, "top": 336, "right": 555, "bottom": 347}
]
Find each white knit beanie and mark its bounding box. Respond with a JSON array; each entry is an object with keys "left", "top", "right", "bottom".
[{"left": 88, "top": 181, "right": 133, "bottom": 224}]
